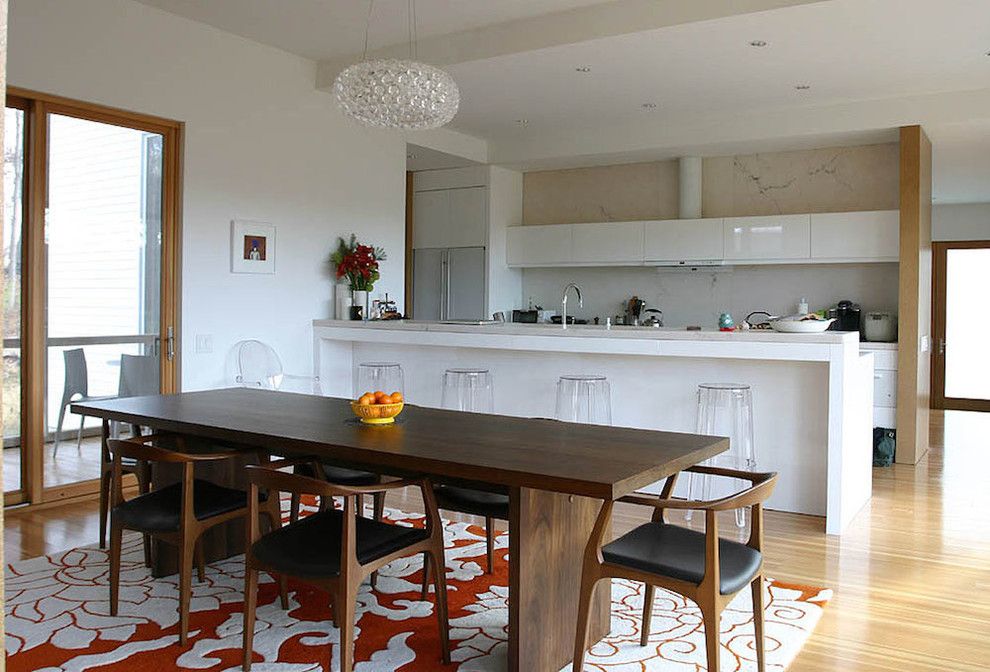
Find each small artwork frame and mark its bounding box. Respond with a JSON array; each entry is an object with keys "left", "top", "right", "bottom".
[{"left": 231, "top": 220, "right": 276, "bottom": 274}]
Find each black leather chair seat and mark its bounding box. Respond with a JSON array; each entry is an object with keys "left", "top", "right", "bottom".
[
  {"left": 320, "top": 464, "right": 380, "bottom": 486},
  {"left": 251, "top": 508, "right": 429, "bottom": 579},
  {"left": 434, "top": 485, "right": 509, "bottom": 520},
  {"left": 112, "top": 479, "right": 256, "bottom": 533},
  {"left": 602, "top": 522, "right": 762, "bottom": 595}
]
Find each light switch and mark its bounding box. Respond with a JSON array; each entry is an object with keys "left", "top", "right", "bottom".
[
  {"left": 920, "top": 335, "right": 930, "bottom": 353},
  {"left": 195, "top": 334, "right": 213, "bottom": 354}
]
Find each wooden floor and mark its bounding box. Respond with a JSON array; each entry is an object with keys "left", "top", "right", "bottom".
[
  {"left": 4, "top": 434, "right": 103, "bottom": 491},
  {"left": 4, "top": 409, "right": 989, "bottom": 671}
]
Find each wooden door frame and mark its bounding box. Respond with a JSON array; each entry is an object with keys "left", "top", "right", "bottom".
[
  {"left": 5, "top": 88, "right": 183, "bottom": 507},
  {"left": 931, "top": 240, "right": 990, "bottom": 412}
]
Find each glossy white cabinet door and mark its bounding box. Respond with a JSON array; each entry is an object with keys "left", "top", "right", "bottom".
[
  {"left": 810, "top": 210, "right": 899, "bottom": 260},
  {"left": 571, "top": 221, "right": 644, "bottom": 264},
  {"left": 412, "top": 190, "right": 450, "bottom": 249},
  {"left": 723, "top": 214, "right": 811, "bottom": 261},
  {"left": 506, "top": 225, "right": 572, "bottom": 266},
  {"left": 447, "top": 186, "right": 488, "bottom": 248},
  {"left": 644, "top": 218, "right": 723, "bottom": 262}
]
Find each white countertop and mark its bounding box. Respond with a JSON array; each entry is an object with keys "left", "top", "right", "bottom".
[{"left": 312, "top": 319, "right": 859, "bottom": 345}]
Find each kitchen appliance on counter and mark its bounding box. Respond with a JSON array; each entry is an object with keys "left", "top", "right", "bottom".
[
  {"left": 624, "top": 296, "right": 646, "bottom": 325},
  {"left": 863, "top": 311, "right": 897, "bottom": 342},
  {"left": 512, "top": 309, "right": 538, "bottom": 323},
  {"left": 413, "top": 247, "right": 486, "bottom": 321},
  {"left": 827, "top": 300, "right": 862, "bottom": 333}
]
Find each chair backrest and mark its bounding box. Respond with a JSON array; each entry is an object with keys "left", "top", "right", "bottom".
[
  {"left": 62, "top": 348, "right": 89, "bottom": 399},
  {"left": 234, "top": 340, "right": 284, "bottom": 390},
  {"left": 118, "top": 354, "right": 160, "bottom": 397}
]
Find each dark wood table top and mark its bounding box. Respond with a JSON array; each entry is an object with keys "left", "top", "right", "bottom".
[{"left": 74, "top": 388, "right": 726, "bottom": 500}]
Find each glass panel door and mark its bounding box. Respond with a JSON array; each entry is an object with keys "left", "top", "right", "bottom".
[
  {"left": 943, "top": 246, "right": 990, "bottom": 404},
  {"left": 44, "top": 112, "right": 163, "bottom": 487},
  {"left": 3, "top": 104, "right": 26, "bottom": 497}
]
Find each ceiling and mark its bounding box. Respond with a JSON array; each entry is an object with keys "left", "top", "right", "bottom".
[
  {"left": 406, "top": 144, "right": 479, "bottom": 172},
  {"left": 134, "top": 0, "right": 606, "bottom": 61},
  {"left": 135, "top": 0, "right": 990, "bottom": 201}
]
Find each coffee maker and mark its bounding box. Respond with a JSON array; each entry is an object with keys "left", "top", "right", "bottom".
[{"left": 828, "top": 300, "right": 862, "bottom": 333}]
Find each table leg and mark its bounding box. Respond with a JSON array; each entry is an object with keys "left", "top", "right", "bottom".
[{"left": 509, "top": 487, "right": 610, "bottom": 672}]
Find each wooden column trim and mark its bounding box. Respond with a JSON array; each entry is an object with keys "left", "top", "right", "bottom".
[{"left": 896, "top": 125, "right": 933, "bottom": 464}]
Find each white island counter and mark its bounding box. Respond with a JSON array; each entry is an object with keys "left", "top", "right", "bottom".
[{"left": 313, "top": 319, "right": 874, "bottom": 534}]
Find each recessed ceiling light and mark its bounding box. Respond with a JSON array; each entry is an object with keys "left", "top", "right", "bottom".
[
  {"left": 575, "top": 66, "right": 592, "bottom": 73},
  {"left": 795, "top": 84, "right": 811, "bottom": 90},
  {"left": 515, "top": 119, "right": 529, "bottom": 125},
  {"left": 749, "top": 40, "right": 768, "bottom": 47},
  {"left": 641, "top": 102, "right": 658, "bottom": 109}
]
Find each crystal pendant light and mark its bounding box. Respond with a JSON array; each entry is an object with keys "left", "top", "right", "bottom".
[{"left": 333, "top": 0, "right": 460, "bottom": 130}]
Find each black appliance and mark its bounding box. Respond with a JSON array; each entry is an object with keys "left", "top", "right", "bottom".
[
  {"left": 512, "top": 309, "right": 538, "bottom": 323},
  {"left": 828, "top": 300, "right": 861, "bottom": 333}
]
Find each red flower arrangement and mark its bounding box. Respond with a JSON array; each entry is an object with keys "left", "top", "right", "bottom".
[{"left": 330, "top": 234, "right": 387, "bottom": 291}]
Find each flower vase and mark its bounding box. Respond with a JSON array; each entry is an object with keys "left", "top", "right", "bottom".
[
  {"left": 334, "top": 284, "right": 352, "bottom": 321},
  {"left": 352, "top": 290, "right": 369, "bottom": 321}
]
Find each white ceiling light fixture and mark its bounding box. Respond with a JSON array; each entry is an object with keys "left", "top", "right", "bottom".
[{"left": 333, "top": 0, "right": 460, "bottom": 130}]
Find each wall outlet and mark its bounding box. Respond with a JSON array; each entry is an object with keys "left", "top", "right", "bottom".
[{"left": 195, "top": 334, "right": 214, "bottom": 354}]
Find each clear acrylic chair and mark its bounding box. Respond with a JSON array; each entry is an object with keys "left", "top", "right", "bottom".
[
  {"left": 441, "top": 368, "right": 494, "bottom": 413},
  {"left": 687, "top": 382, "right": 757, "bottom": 528},
  {"left": 555, "top": 375, "right": 612, "bottom": 425},
  {"left": 233, "top": 339, "right": 321, "bottom": 394},
  {"left": 356, "top": 362, "right": 404, "bottom": 397}
]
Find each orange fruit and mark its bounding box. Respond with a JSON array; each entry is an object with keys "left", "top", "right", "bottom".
[
  {"left": 378, "top": 394, "right": 394, "bottom": 405},
  {"left": 373, "top": 390, "right": 387, "bottom": 402},
  {"left": 391, "top": 391, "right": 404, "bottom": 402},
  {"left": 358, "top": 394, "right": 373, "bottom": 406}
]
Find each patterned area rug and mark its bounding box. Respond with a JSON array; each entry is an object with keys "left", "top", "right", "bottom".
[{"left": 4, "top": 500, "right": 829, "bottom": 671}]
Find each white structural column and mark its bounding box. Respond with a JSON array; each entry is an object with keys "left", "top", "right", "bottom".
[{"left": 678, "top": 156, "right": 703, "bottom": 219}]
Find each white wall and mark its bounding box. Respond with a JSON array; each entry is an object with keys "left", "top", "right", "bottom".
[
  {"left": 933, "top": 203, "right": 990, "bottom": 241},
  {"left": 8, "top": 0, "right": 409, "bottom": 390},
  {"left": 521, "top": 263, "right": 899, "bottom": 328}
]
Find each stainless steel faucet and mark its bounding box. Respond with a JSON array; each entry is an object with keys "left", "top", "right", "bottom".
[{"left": 560, "top": 283, "right": 583, "bottom": 330}]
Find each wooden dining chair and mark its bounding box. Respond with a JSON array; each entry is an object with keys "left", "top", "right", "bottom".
[
  {"left": 107, "top": 434, "right": 281, "bottom": 646},
  {"left": 573, "top": 466, "right": 778, "bottom": 672},
  {"left": 99, "top": 420, "right": 151, "bottom": 553},
  {"left": 242, "top": 458, "right": 451, "bottom": 672},
  {"left": 419, "top": 485, "right": 508, "bottom": 598},
  {"left": 288, "top": 463, "right": 385, "bottom": 525}
]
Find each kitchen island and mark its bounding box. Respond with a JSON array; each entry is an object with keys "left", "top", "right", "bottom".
[{"left": 313, "top": 319, "right": 874, "bottom": 534}]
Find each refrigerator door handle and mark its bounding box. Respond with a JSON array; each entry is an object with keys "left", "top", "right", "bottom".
[
  {"left": 440, "top": 250, "right": 448, "bottom": 321},
  {"left": 444, "top": 249, "right": 452, "bottom": 320}
]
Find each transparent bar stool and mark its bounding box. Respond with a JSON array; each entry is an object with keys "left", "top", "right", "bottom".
[
  {"left": 688, "top": 382, "right": 756, "bottom": 528},
  {"left": 555, "top": 375, "right": 612, "bottom": 425},
  {"left": 357, "top": 362, "right": 404, "bottom": 396},
  {"left": 441, "top": 368, "right": 494, "bottom": 413}
]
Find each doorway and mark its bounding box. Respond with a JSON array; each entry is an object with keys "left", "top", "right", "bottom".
[
  {"left": 3, "top": 89, "right": 181, "bottom": 506},
  {"left": 932, "top": 241, "right": 990, "bottom": 412}
]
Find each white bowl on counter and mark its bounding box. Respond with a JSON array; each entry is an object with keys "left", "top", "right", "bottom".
[{"left": 769, "top": 317, "right": 836, "bottom": 333}]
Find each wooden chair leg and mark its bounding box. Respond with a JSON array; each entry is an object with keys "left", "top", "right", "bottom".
[
  {"left": 572, "top": 573, "right": 600, "bottom": 672},
  {"left": 289, "top": 493, "right": 301, "bottom": 524},
  {"left": 337, "top": 586, "right": 358, "bottom": 672},
  {"left": 99, "top": 470, "right": 111, "bottom": 549},
  {"left": 373, "top": 491, "right": 385, "bottom": 521},
  {"left": 430, "top": 544, "right": 451, "bottom": 664},
  {"left": 108, "top": 522, "right": 123, "bottom": 616},
  {"left": 242, "top": 566, "right": 258, "bottom": 672},
  {"left": 485, "top": 516, "right": 495, "bottom": 573},
  {"left": 329, "top": 593, "right": 339, "bottom": 628},
  {"left": 279, "top": 575, "right": 290, "bottom": 610},
  {"left": 195, "top": 540, "right": 206, "bottom": 583},
  {"left": 420, "top": 551, "right": 431, "bottom": 601},
  {"left": 178, "top": 539, "right": 195, "bottom": 646},
  {"left": 751, "top": 575, "right": 766, "bottom": 672},
  {"left": 640, "top": 583, "right": 656, "bottom": 646},
  {"left": 701, "top": 601, "right": 721, "bottom": 672}
]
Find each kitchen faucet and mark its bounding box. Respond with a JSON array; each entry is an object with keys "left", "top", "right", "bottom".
[{"left": 560, "top": 283, "right": 583, "bottom": 330}]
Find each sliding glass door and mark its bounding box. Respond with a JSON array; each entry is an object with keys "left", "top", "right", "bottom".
[
  {"left": 3, "top": 89, "right": 181, "bottom": 504},
  {"left": 932, "top": 241, "right": 990, "bottom": 412}
]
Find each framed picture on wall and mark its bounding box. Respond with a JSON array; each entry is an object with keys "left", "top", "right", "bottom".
[{"left": 231, "top": 219, "right": 276, "bottom": 274}]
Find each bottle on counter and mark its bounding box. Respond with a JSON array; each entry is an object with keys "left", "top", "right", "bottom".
[{"left": 798, "top": 297, "right": 809, "bottom": 315}]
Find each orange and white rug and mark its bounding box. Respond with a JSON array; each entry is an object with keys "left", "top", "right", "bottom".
[{"left": 4, "top": 504, "right": 829, "bottom": 671}]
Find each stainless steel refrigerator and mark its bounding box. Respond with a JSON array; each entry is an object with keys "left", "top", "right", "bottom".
[{"left": 413, "top": 247, "right": 486, "bottom": 321}]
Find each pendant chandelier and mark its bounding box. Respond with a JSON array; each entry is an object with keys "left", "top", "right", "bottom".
[{"left": 333, "top": 0, "right": 460, "bottom": 130}]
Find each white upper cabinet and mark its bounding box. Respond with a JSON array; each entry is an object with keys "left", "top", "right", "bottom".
[
  {"left": 413, "top": 187, "right": 487, "bottom": 249},
  {"left": 723, "top": 214, "right": 811, "bottom": 262},
  {"left": 506, "top": 225, "right": 572, "bottom": 266},
  {"left": 447, "top": 187, "right": 488, "bottom": 248},
  {"left": 571, "top": 221, "right": 644, "bottom": 264},
  {"left": 810, "top": 210, "right": 899, "bottom": 261},
  {"left": 644, "top": 218, "right": 723, "bottom": 263}
]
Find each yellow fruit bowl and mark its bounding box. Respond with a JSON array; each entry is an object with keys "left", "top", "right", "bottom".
[{"left": 350, "top": 400, "right": 404, "bottom": 425}]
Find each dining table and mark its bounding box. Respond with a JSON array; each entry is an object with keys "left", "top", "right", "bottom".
[{"left": 74, "top": 387, "right": 727, "bottom": 672}]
